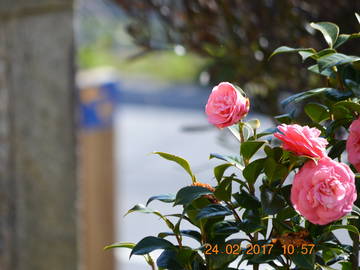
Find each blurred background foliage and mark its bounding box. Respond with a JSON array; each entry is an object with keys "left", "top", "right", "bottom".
[
  {"left": 112, "top": 0, "right": 360, "bottom": 115},
  {"left": 77, "top": 0, "right": 360, "bottom": 115}
]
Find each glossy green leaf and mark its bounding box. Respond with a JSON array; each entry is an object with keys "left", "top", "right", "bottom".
[
  {"left": 304, "top": 103, "right": 330, "bottom": 122},
  {"left": 154, "top": 152, "right": 195, "bottom": 182},
  {"left": 326, "top": 89, "right": 353, "bottom": 101},
  {"left": 334, "top": 33, "right": 360, "bottom": 49},
  {"left": 281, "top": 88, "right": 335, "bottom": 107},
  {"left": 340, "top": 261, "right": 352, "bottom": 270},
  {"left": 328, "top": 140, "right": 346, "bottom": 159},
  {"left": 327, "top": 225, "right": 359, "bottom": 235},
  {"left": 299, "top": 50, "right": 315, "bottom": 61},
  {"left": 241, "top": 141, "right": 266, "bottom": 161},
  {"left": 269, "top": 46, "right": 315, "bottom": 59},
  {"left": 213, "top": 220, "right": 239, "bottom": 234},
  {"left": 214, "top": 163, "right": 232, "bottom": 183},
  {"left": 276, "top": 206, "right": 297, "bottom": 221},
  {"left": 196, "top": 204, "right": 232, "bottom": 220},
  {"left": 104, "top": 242, "right": 135, "bottom": 250},
  {"left": 233, "top": 190, "right": 261, "bottom": 210},
  {"left": 310, "top": 22, "right": 339, "bottom": 48},
  {"left": 308, "top": 64, "right": 335, "bottom": 77},
  {"left": 146, "top": 194, "right": 176, "bottom": 206},
  {"left": 214, "top": 177, "right": 232, "bottom": 201},
  {"left": 228, "top": 125, "right": 241, "bottom": 141},
  {"left": 158, "top": 230, "right": 202, "bottom": 243},
  {"left": 174, "top": 186, "right": 212, "bottom": 205},
  {"left": 125, "top": 204, "right": 175, "bottom": 230},
  {"left": 352, "top": 205, "right": 360, "bottom": 216},
  {"left": 156, "top": 249, "right": 182, "bottom": 270},
  {"left": 239, "top": 209, "right": 264, "bottom": 233},
  {"left": 131, "top": 236, "right": 175, "bottom": 256},
  {"left": 274, "top": 113, "right": 293, "bottom": 124},
  {"left": 333, "top": 101, "right": 360, "bottom": 113},
  {"left": 243, "top": 158, "right": 266, "bottom": 185},
  {"left": 318, "top": 53, "right": 360, "bottom": 71},
  {"left": 264, "top": 158, "right": 288, "bottom": 182},
  {"left": 209, "top": 153, "right": 244, "bottom": 170},
  {"left": 261, "top": 187, "right": 286, "bottom": 215},
  {"left": 291, "top": 253, "right": 315, "bottom": 269},
  {"left": 345, "top": 79, "right": 360, "bottom": 96}
]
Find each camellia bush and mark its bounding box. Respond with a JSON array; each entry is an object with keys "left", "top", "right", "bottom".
[{"left": 106, "top": 17, "right": 360, "bottom": 269}]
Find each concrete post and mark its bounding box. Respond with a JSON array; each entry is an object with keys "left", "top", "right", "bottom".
[{"left": 0, "top": 1, "right": 78, "bottom": 269}]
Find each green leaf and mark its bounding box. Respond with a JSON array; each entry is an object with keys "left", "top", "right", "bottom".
[
  {"left": 154, "top": 152, "right": 195, "bottom": 182},
  {"left": 214, "top": 164, "right": 232, "bottom": 183},
  {"left": 326, "top": 225, "right": 359, "bottom": 235},
  {"left": 214, "top": 177, "right": 232, "bottom": 201},
  {"left": 243, "top": 158, "right": 266, "bottom": 185},
  {"left": 228, "top": 125, "right": 241, "bottom": 141},
  {"left": 239, "top": 209, "right": 264, "bottom": 233},
  {"left": 104, "top": 242, "right": 135, "bottom": 250},
  {"left": 352, "top": 205, "right": 360, "bottom": 216},
  {"left": 281, "top": 88, "right": 335, "bottom": 107},
  {"left": 131, "top": 236, "right": 175, "bottom": 256},
  {"left": 146, "top": 194, "right": 176, "bottom": 206},
  {"left": 125, "top": 204, "right": 175, "bottom": 230},
  {"left": 269, "top": 46, "right": 315, "bottom": 59},
  {"left": 340, "top": 261, "right": 352, "bottom": 270},
  {"left": 174, "top": 186, "right": 212, "bottom": 205},
  {"left": 158, "top": 230, "right": 202, "bottom": 243},
  {"left": 241, "top": 141, "right": 266, "bottom": 161},
  {"left": 291, "top": 253, "right": 315, "bottom": 269},
  {"left": 156, "top": 249, "right": 182, "bottom": 270},
  {"left": 304, "top": 103, "right": 330, "bottom": 123},
  {"left": 313, "top": 48, "right": 337, "bottom": 59},
  {"left": 233, "top": 190, "right": 261, "bottom": 210},
  {"left": 334, "top": 33, "right": 360, "bottom": 49},
  {"left": 276, "top": 206, "right": 297, "bottom": 221},
  {"left": 310, "top": 22, "right": 339, "bottom": 48},
  {"left": 212, "top": 220, "right": 239, "bottom": 234},
  {"left": 326, "top": 89, "right": 353, "bottom": 101},
  {"left": 274, "top": 113, "right": 293, "bottom": 124},
  {"left": 356, "top": 13, "right": 360, "bottom": 24},
  {"left": 125, "top": 204, "right": 163, "bottom": 217},
  {"left": 299, "top": 51, "right": 315, "bottom": 61},
  {"left": 345, "top": 79, "right": 360, "bottom": 96},
  {"left": 318, "top": 53, "right": 360, "bottom": 71},
  {"left": 209, "top": 153, "right": 244, "bottom": 170},
  {"left": 196, "top": 204, "right": 232, "bottom": 220},
  {"left": 308, "top": 64, "right": 335, "bottom": 78},
  {"left": 328, "top": 140, "right": 346, "bottom": 159},
  {"left": 333, "top": 101, "right": 360, "bottom": 114},
  {"left": 264, "top": 158, "right": 288, "bottom": 182},
  {"left": 261, "top": 187, "right": 286, "bottom": 215}
]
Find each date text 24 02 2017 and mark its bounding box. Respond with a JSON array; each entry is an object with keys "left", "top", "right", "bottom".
[{"left": 204, "top": 243, "right": 315, "bottom": 255}]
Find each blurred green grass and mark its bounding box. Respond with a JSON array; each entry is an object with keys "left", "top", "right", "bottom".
[{"left": 78, "top": 47, "right": 207, "bottom": 83}]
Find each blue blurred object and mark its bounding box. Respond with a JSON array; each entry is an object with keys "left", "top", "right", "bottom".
[{"left": 80, "top": 81, "right": 121, "bottom": 130}]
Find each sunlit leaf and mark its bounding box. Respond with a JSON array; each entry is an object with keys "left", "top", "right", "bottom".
[{"left": 310, "top": 22, "right": 339, "bottom": 48}]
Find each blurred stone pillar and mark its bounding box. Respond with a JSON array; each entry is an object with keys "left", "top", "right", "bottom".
[{"left": 0, "top": 1, "right": 78, "bottom": 270}]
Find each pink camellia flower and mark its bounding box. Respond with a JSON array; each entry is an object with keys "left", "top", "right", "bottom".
[
  {"left": 346, "top": 117, "right": 360, "bottom": 172},
  {"left": 205, "top": 82, "right": 250, "bottom": 128},
  {"left": 274, "top": 124, "right": 328, "bottom": 158},
  {"left": 291, "top": 157, "right": 356, "bottom": 225}
]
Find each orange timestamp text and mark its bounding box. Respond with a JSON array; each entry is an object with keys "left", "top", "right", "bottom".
[{"left": 204, "top": 243, "right": 315, "bottom": 255}]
